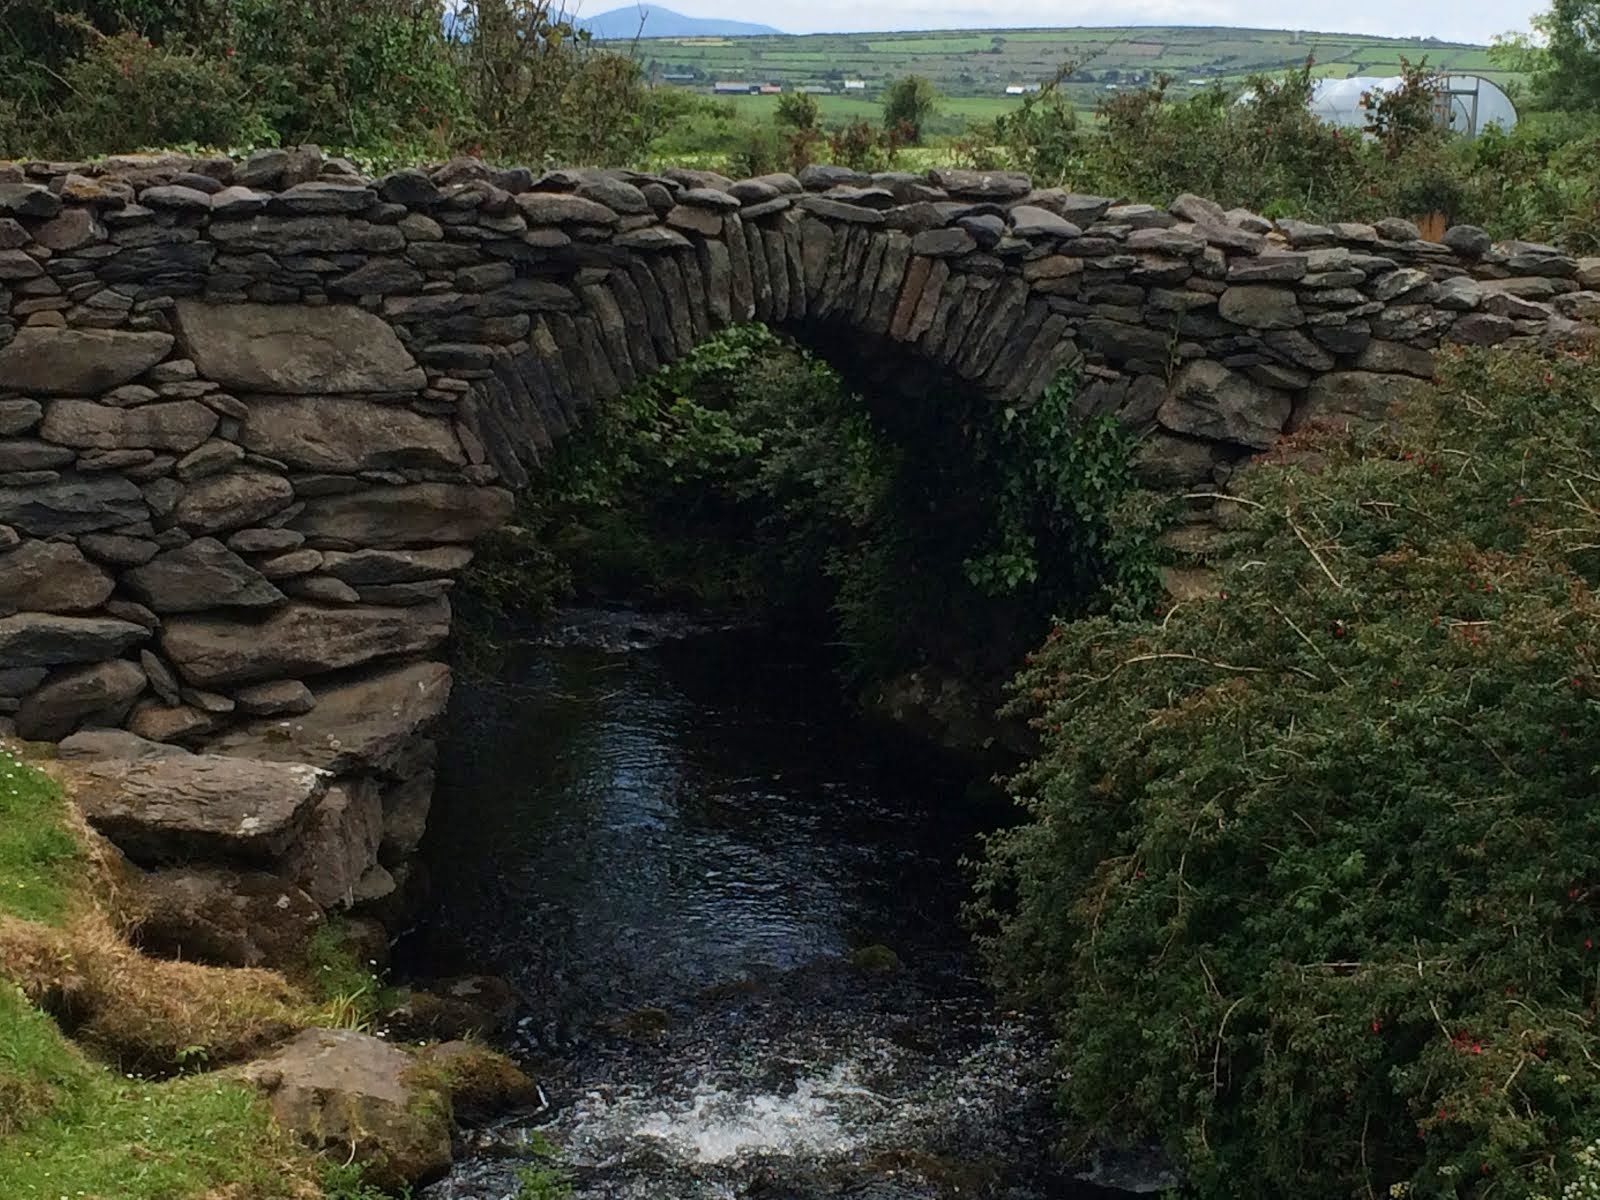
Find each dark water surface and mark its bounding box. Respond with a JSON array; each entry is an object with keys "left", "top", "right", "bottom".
[{"left": 408, "top": 610, "right": 1116, "bottom": 1200}]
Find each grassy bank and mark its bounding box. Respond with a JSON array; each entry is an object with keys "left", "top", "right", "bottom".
[{"left": 0, "top": 744, "right": 318, "bottom": 1200}]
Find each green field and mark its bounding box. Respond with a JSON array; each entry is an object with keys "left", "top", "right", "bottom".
[
  {"left": 633, "top": 24, "right": 1520, "bottom": 120},
  {"left": 715, "top": 92, "right": 1024, "bottom": 122}
]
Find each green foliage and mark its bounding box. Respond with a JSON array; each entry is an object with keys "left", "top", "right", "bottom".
[
  {"left": 827, "top": 118, "right": 897, "bottom": 172},
  {"left": 0, "top": 0, "right": 653, "bottom": 164},
  {"left": 463, "top": 325, "right": 882, "bottom": 625},
  {"left": 1360, "top": 58, "right": 1449, "bottom": 156},
  {"left": 776, "top": 90, "right": 821, "bottom": 130},
  {"left": 0, "top": 982, "right": 306, "bottom": 1198},
  {"left": 1531, "top": 0, "right": 1600, "bottom": 113},
  {"left": 462, "top": 327, "right": 1156, "bottom": 691},
  {"left": 970, "top": 65, "right": 1082, "bottom": 184},
  {"left": 882, "top": 73, "right": 939, "bottom": 144},
  {"left": 954, "top": 50, "right": 1596, "bottom": 247},
  {"left": 964, "top": 373, "right": 1161, "bottom": 618},
  {"left": 449, "top": 0, "right": 654, "bottom": 166},
  {"left": 320, "top": 1160, "right": 407, "bottom": 1200},
  {"left": 515, "top": 1132, "right": 573, "bottom": 1200},
  {"left": 973, "top": 346, "right": 1600, "bottom": 1200},
  {"left": 226, "top": 0, "right": 459, "bottom": 153},
  {"left": 1096, "top": 63, "right": 1374, "bottom": 218},
  {"left": 42, "top": 29, "right": 269, "bottom": 155},
  {"left": 0, "top": 750, "right": 82, "bottom": 927},
  {"left": 301, "top": 921, "right": 391, "bottom": 1030},
  {"left": 1464, "top": 110, "right": 1600, "bottom": 251}
]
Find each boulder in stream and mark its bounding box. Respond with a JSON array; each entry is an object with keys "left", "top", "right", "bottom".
[{"left": 238, "top": 1028, "right": 453, "bottom": 1190}]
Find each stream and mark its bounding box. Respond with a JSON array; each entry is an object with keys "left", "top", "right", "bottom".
[{"left": 403, "top": 609, "right": 1125, "bottom": 1200}]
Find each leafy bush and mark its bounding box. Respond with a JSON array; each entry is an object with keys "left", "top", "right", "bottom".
[
  {"left": 1464, "top": 112, "right": 1600, "bottom": 250},
  {"left": 827, "top": 117, "right": 898, "bottom": 173},
  {"left": 1529, "top": 0, "right": 1600, "bottom": 114},
  {"left": 973, "top": 345, "right": 1600, "bottom": 1200},
  {"left": 226, "top": 0, "right": 460, "bottom": 153},
  {"left": 1, "top": 0, "right": 653, "bottom": 164},
  {"left": 882, "top": 73, "right": 939, "bottom": 144},
  {"left": 460, "top": 327, "right": 1155, "bottom": 692},
  {"left": 956, "top": 54, "right": 1600, "bottom": 246},
  {"left": 450, "top": 0, "right": 653, "bottom": 166},
  {"left": 964, "top": 372, "right": 1161, "bottom": 618},
  {"left": 45, "top": 30, "right": 267, "bottom": 154}
]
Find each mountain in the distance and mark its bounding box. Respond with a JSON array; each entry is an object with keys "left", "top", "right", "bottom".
[{"left": 576, "top": 5, "right": 781, "bottom": 39}]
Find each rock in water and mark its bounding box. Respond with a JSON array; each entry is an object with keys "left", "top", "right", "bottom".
[{"left": 238, "top": 1028, "right": 453, "bottom": 1190}]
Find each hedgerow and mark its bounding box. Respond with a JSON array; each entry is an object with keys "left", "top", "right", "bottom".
[{"left": 973, "top": 345, "right": 1600, "bottom": 1200}]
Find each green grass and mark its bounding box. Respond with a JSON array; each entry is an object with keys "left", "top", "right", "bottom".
[
  {"left": 0, "top": 986, "right": 298, "bottom": 1200},
  {"left": 0, "top": 747, "right": 80, "bottom": 926},
  {"left": 0, "top": 749, "right": 311, "bottom": 1200},
  {"left": 716, "top": 91, "right": 1026, "bottom": 124}
]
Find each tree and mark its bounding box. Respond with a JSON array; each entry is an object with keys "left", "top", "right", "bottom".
[
  {"left": 1531, "top": 0, "right": 1600, "bottom": 111},
  {"left": 775, "top": 89, "right": 819, "bottom": 131},
  {"left": 881, "top": 73, "right": 938, "bottom": 144}
]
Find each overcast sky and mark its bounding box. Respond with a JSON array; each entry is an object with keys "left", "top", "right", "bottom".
[{"left": 625, "top": 1, "right": 1544, "bottom": 44}]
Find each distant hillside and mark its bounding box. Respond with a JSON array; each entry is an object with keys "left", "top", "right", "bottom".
[
  {"left": 578, "top": 6, "right": 781, "bottom": 40},
  {"left": 629, "top": 24, "right": 1511, "bottom": 106}
]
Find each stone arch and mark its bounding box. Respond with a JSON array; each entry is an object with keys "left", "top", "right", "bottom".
[
  {"left": 443, "top": 172, "right": 1095, "bottom": 493},
  {"left": 0, "top": 148, "right": 1594, "bottom": 923}
]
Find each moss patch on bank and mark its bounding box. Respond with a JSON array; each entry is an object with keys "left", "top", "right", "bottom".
[{"left": 0, "top": 744, "right": 319, "bottom": 1200}]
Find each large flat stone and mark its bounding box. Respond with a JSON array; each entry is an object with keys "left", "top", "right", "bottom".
[
  {"left": 0, "top": 613, "right": 148, "bottom": 668},
  {"left": 318, "top": 546, "right": 474, "bottom": 584},
  {"left": 0, "top": 541, "right": 115, "bottom": 615},
  {"left": 13, "top": 659, "right": 147, "bottom": 741},
  {"left": 0, "top": 328, "right": 174, "bottom": 395},
  {"left": 160, "top": 600, "right": 451, "bottom": 688},
  {"left": 239, "top": 398, "right": 464, "bottom": 471},
  {"left": 174, "top": 301, "right": 425, "bottom": 395},
  {"left": 206, "top": 660, "right": 452, "bottom": 777},
  {"left": 172, "top": 468, "right": 295, "bottom": 535},
  {"left": 74, "top": 754, "right": 328, "bottom": 864},
  {"left": 0, "top": 472, "right": 147, "bottom": 536},
  {"left": 292, "top": 484, "right": 512, "bottom": 547},
  {"left": 39, "top": 399, "right": 218, "bottom": 454},
  {"left": 124, "top": 538, "right": 286, "bottom": 613},
  {"left": 1158, "top": 361, "right": 1293, "bottom": 450},
  {"left": 57, "top": 728, "right": 192, "bottom": 762}
]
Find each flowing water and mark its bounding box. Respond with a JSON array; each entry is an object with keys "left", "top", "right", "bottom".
[{"left": 406, "top": 609, "right": 1123, "bottom": 1200}]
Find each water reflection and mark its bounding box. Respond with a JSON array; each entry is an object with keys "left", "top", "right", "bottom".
[{"left": 409, "top": 611, "right": 1114, "bottom": 1199}]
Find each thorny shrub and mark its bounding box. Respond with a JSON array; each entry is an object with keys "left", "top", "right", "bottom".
[{"left": 973, "top": 345, "right": 1600, "bottom": 1200}]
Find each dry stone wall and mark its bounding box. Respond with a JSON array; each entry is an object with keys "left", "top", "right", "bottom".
[{"left": 0, "top": 146, "right": 1596, "bottom": 940}]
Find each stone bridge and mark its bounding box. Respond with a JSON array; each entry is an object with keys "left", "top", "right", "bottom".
[{"left": 1, "top": 147, "right": 1596, "bottom": 927}]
